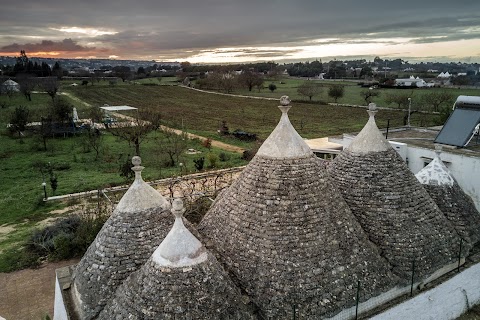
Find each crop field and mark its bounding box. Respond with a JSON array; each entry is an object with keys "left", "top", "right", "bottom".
[
  {"left": 209, "top": 76, "right": 480, "bottom": 107},
  {"left": 65, "top": 84, "right": 439, "bottom": 142}
]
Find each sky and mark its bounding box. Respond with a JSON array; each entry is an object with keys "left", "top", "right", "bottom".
[{"left": 1, "top": 0, "right": 480, "bottom": 63}]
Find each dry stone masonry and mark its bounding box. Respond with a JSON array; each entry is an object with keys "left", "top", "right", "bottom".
[
  {"left": 416, "top": 146, "right": 480, "bottom": 250},
  {"left": 64, "top": 99, "right": 477, "bottom": 319},
  {"left": 327, "top": 104, "right": 461, "bottom": 282},
  {"left": 72, "top": 157, "right": 174, "bottom": 319},
  {"left": 199, "top": 98, "right": 398, "bottom": 319},
  {"left": 98, "top": 199, "right": 255, "bottom": 320}
]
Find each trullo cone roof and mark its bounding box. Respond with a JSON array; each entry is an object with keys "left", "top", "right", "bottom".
[
  {"left": 198, "top": 97, "right": 398, "bottom": 319},
  {"left": 327, "top": 104, "right": 461, "bottom": 281},
  {"left": 416, "top": 147, "right": 480, "bottom": 248},
  {"left": 98, "top": 199, "right": 255, "bottom": 319},
  {"left": 72, "top": 157, "right": 177, "bottom": 319}
]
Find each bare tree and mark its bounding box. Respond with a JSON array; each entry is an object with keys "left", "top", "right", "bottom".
[
  {"left": 385, "top": 91, "right": 415, "bottom": 125},
  {"left": 219, "top": 74, "right": 237, "bottom": 93},
  {"left": 155, "top": 128, "right": 188, "bottom": 167},
  {"left": 237, "top": 71, "right": 263, "bottom": 91},
  {"left": 421, "top": 91, "right": 454, "bottom": 112},
  {"left": 86, "top": 106, "right": 103, "bottom": 126},
  {"left": 297, "top": 81, "right": 322, "bottom": 101},
  {"left": 17, "top": 74, "right": 36, "bottom": 101},
  {"left": 360, "top": 89, "right": 380, "bottom": 104},
  {"left": 385, "top": 91, "right": 411, "bottom": 108},
  {"left": 9, "top": 105, "right": 29, "bottom": 139},
  {"left": 40, "top": 77, "right": 59, "bottom": 101},
  {"left": 107, "top": 111, "right": 161, "bottom": 156},
  {"left": 82, "top": 128, "right": 104, "bottom": 160}
]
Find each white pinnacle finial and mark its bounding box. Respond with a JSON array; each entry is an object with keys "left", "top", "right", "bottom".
[
  {"left": 280, "top": 95, "right": 291, "bottom": 106},
  {"left": 256, "top": 95, "right": 312, "bottom": 158},
  {"left": 115, "top": 155, "right": 170, "bottom": 212},
  {"left": 132, "top": 156, "right": 141, "bottom": 166},
  {"left": 434, "top": 144, "right": 442, "bottom": 156},
  {"left": 367, "top": 103, "right": 378, "bottom": 117},
  {"left": 152, "top": 198, "right": 207, "bottom": 267},
  {"left": 171, "top": 198, "right": 186, "bottom": 219},
  {"left": 131, "top": 156, "right": 144, "bottom": 178},
  {"left": 279, "top": 96, "right": 291, "bottom": 113}
]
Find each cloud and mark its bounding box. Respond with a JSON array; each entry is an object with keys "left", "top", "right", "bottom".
[
  {"left": 0, "top": 38, "right": 95, "bottom": 53},
  {"left": 0, "top": 1, "right": 480, "bottom": 61}
]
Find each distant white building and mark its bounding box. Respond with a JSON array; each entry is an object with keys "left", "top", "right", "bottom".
[
  {"left": 395, "top": 75, "right": 429, "bottom": 87},
  {"left": 2, "top": 79, "right": 19, "bottom": 92},
  {"left": 438, "top": 72, "right": 451, "bottom": 78}
]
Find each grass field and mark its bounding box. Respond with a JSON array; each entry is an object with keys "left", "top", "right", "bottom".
[
  {"left": 0, "top": 79, "right": 447, "bottom": 272},
  {"left": 0, "top": 89, "right": 247, "bottom": 271}
]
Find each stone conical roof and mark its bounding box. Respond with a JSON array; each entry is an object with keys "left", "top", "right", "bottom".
[
  {"left": 416, "top": 147, "right": 480, "bottom": 248},
  {"left": 72, "top": 157, "right": 176, "bottom": 319},
  {"left": 327, "top": 105, "right": 461, "bottom": 281},
  {"left": 415, "top": 146, "right": 455, "bottom": 186},
  {"left": 346, "top": 104, "right": 391, "bottom": 154},
  {"left": 98, "top": 199, "right": 255, "bottom": 320},
  {"left": 256, "top": 96, "right": 312, "bottom": 158},
  {"left": 198, "top": 97, "right": 398, "bottom": 319}
]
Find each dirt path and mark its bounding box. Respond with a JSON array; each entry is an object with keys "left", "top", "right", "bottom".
[
  {"left": 0, "top": 259, "right": 79, "bottom": 320},
  {"left": 60, "top": 91, "right": 92, "bottom": 107},
  {"left": 179, "top": 84, "right": 280, "bottom": 101},
  {"left": 63, "top": 91, "right": 245, "bottom": 154},
  {"left": 159, "top": 125, "right": 245, "bottom": 153}
]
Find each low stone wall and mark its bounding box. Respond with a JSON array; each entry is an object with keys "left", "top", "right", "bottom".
[
  {"left": 371, "top": 262, "right": 480, "bottom": 320},
  {"left": 47, "top": 166, "right": 244, "bottom": 205},
  {"left": 328, "top": 259, "right": 466, "bottom": 320},
  {"left": 54, "top": 267, "right": 73, "bottom": 320},
  {"left": 55, "top": 261, "right": 480, "bottom": 320}
]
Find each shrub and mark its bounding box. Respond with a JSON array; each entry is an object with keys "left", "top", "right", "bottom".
[
  {"left": 52, "top": 162, "right": 71, "bottom": 171},
  {"left": 207, "top": 153, "right": 218, "bottom": 168},
  {"left": 268, "top": 83, "right": 277, "bottom": 92},
  {"left": 184, "top": 197, "right": 212, "bottom": 225},
  {"left": 52, "top": 232, "right": 76, "bottom": 260},
  {"left": 0, "top": 247, "right": 41, "bottom": 272},
  {"left": 242, "top": 145, "right": 259, "bottom": 161},
  {"left": 119, "top": 156, "right": 135, "bottom": 181},
  {"left": 219, "top": 152, "right": 230, "bottom": 162},
  {"left": 193, "top": 157, "right": 205, "bottom": 171},
  {"left": 28, "top": 216, "right": 82, "bottom": 256},
  {"left": 202, "top": 138, "right": 212, "bottom": 149},
  {"left": 26, "top": 211, "right": 108, "bottom": 262}
]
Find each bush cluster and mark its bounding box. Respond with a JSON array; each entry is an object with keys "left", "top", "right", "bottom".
[
  {"left": 1, "top": 211, "right": 108, "bottom": 272},
  {"left": 27, "top": 213, "right": 107, "bottom": 261}
]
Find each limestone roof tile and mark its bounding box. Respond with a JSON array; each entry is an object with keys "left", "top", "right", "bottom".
[
  {"left": 198, "top": 98, "right": 398, "bottom": 319},
  {"left": 71, "top": 156, "right": 174, "bottom": 319},
  {"left": 328, "top": 109, "right": 462, "bottom": 282},
  {"left": 416, "top": 147, "right": 480, "bottom": 248},
  {"left": 98, "top": 199, "right": 255, "bottom": 319}
]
